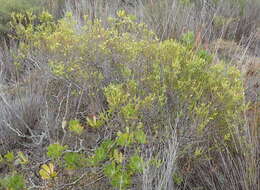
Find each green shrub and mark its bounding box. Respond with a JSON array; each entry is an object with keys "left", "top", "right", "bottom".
[
  {"left": 0, "top": 0, "right": 41, "bottom": 40},
  {"left": 0, "top": 174, "right": 26, "bottom": 190},
  {"left": 47, "top": 143, "right": 67, "bottom": 160},
  {"left": 8, "top": 10, "right": 246, "bottom": 189}
]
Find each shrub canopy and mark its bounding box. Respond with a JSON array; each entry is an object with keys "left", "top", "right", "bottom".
[
  {"left": 6, "top": 10, "right": 246, "bottom": 189},
  {"left": 0, "top": 0, "right": 41, "bottom": 39}
]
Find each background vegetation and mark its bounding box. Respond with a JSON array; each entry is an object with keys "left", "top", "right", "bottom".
[{"left": 0, "top": 0, "right": 259, "bottom": 190}]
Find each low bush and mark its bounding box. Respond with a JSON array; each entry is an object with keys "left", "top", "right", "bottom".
[
  {"left": 0, "top": 0, "right": 42, "bottom": 42},
  {"left": 0, "top": 10, "right": 251, "bottom": 189}
]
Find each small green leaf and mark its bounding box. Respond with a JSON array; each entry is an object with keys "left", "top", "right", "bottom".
[
  {"left": 100, "top": 139, "right": 114, "bottom": 151},
  {"left": 87, "top": 113, "right": 107, "bottom": 128},
  {"left": 47, "top": 143, "right": 67, "bottom": 160},
  {"left": 134, "top": 129, "right": 147, "bottom": 144},
  {"left": 121, "top": 103, "right": 138, "bottom": 120},
  {"left": 0, "top": 174, "right": 25, "bottom": 190},
  {"left": 194, "top": 147, "right": 203, "bottom": 158},
  {"left": 4, "top": 152, "right": 15, "bottom": 163},
  {"left": 116, "top": 131, "right": 134, "bottom": 146},
  {"left": 173, "top": 173, "right": 183, "bottom": 185},
  {"left": 104, "top": 161, "right": 118, "bottom": 178},
  {"left": 63, "top": 152, "right": 83, "bottom": 169},
  {"left": 111, "top": 170, "right": 131, "bottom": 190},
  {"left": 17, "top": 151, "right": 29, "bottom": 165},
  {"left": 180, "top": 31, "right": 195, "bottom": 47},
  {"left": 104, "top": 161, "right": 131, "bottom": 189},
  {"left": 128, "top": 154, "right": 144, "bottom": 173},
  {"left": 68, "top": 119, "right": 84, "bottom": 135},
  {"left": 93, "top": 146, "right": 107, "bottom": 163}
]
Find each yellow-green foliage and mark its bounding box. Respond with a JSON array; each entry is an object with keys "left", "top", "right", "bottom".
[
  {"left": 0, "top": 0, "right": 41, "bottom": 38},
  {"left": 13, "top": 8, "right": 245, "bottom": 151},
  {"left": 9, "top": 10, "right": 246, "bottom": 189},
  {"left": 0, "top": 173, "right": 25, "bottom": 190}
]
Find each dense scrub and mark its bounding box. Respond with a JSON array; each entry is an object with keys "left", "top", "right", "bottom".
[
  {"left": 0, "top": 10, "right": 257, "bottom": 190},
  {"left": 0, "top": 0, "right": 41, "bottom": 42},
  {"left": 0, "top": 0, "right": 259, "bottom": 189}
]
